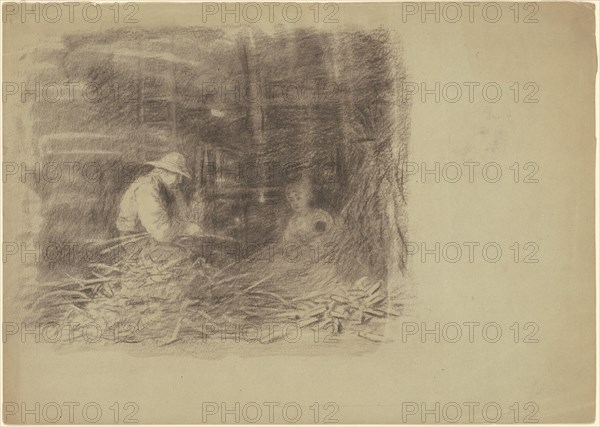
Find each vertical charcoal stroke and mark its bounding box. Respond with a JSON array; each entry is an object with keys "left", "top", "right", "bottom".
[{"left": 19, "top": 25, "right": 410, "bottom": 352}]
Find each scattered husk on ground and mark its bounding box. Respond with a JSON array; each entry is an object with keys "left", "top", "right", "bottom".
[{"left": 27, "top": 235, "right": 403, "bottom": 346}]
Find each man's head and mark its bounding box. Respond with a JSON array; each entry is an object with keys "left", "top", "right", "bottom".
[
  {"left": 146, "top": 152, "right": 192, "bottom": 187},
  {"left": 155, "top": 168, "right": 183, "bottom": 187}
]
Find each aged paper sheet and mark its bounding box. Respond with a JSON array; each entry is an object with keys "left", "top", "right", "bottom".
[{"left": 2, "top": 1, "right": 597, "bottom": 424}]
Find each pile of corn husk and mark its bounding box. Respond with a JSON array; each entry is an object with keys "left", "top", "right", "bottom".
[{"left": 28, "top": 235, "right": 403, "bottom": 345}]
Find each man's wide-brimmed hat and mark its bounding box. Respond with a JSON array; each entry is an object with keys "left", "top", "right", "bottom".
[{"left": 146, "top": 152, "right": 192, "bottom": 179}]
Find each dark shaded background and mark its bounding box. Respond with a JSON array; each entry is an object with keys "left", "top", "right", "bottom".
[{"left": 25, "top": 26, "right": 408, "bottom": 283}]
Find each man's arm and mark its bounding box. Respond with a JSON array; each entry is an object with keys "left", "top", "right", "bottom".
[{"left": 136, "top": 182, "right": 184, "bottom": 242}]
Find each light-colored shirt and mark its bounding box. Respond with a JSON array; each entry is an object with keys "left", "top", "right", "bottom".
[{"left": 116, "top": 172, "right": 185, "bottom": 242}]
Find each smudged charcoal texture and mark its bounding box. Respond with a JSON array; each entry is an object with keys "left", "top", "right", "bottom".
[
  {"left": 29, "top": 27, "right": 407, "bottom": 282},
  {"left": 23, "top": 27, "right": 409, "bottom": 347}
]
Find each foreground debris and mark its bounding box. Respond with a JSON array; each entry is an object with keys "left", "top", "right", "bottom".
[{"left": 29, "top": 240, "right": 403, "bottom": 345}]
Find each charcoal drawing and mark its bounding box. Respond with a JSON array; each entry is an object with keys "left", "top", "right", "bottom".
[{"left": 16, "top": 25, "right": 410, "bottom": 351}]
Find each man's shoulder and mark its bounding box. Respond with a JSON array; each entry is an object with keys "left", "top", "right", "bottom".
[
  {"left": 119, "top": 173, "right": 162, "bottom": 205},
  {"left": 133, "top": 173, "right": 162, "bottom": 192}
]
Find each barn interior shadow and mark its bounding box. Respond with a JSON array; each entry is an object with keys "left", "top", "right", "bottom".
[{"left": 21, "top": 26, "right": 410, "bottom": 355}]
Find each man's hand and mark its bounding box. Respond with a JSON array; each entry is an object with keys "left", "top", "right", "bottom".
[{"left": 183, "top": 222, "right": 201, "bottom": 236}]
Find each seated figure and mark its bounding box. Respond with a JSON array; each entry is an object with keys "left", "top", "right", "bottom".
[
  {"left": 116, "top": 152, "right": 201, "bottom": 242},
  {"left": 283, "top": 180, "right": 335, "bottom": 245}
]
